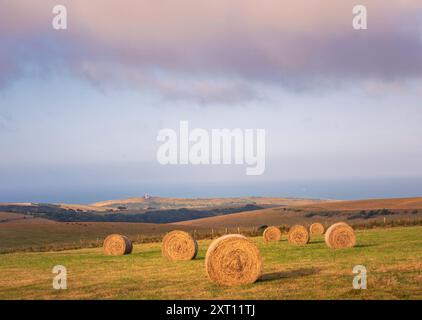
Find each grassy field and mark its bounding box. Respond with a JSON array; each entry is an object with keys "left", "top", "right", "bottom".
[
  {"left": 0, "top": 219, "right": 198, "bottom": 253},
  {"left": 0, "top": 226, "right": 421, "bottom": 299}
]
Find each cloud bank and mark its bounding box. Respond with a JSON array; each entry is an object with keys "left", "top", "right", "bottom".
[{"left": 1, "top": 0, "right": 422, "bottom": 102}]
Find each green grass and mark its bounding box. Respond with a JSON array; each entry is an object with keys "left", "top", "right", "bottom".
[
  {"left": 0, "top": 226, "right": 421, "bottom": 299},
  {"left": 0, "top": 221, "right": 194, "bottom": 253}
]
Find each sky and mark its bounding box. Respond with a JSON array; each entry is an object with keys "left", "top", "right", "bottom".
[{"left": 1, "top": 0, "right": 422, "bottom": 203}]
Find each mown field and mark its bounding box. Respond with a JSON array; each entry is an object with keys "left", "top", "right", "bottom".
[
  {"left": 0, "top": 218, "right": 197, "bottom": 253},
  {"left": 0, "top": 226, "right": 421, "bottom": 299}
]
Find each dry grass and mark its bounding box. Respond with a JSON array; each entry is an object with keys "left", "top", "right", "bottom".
[
  {"left": 299, "top": 197, "right": 422, "bottom": 211},
  {"left": 0, "top": 212, "right": 54, "bottom": 224},
  {"left": 175, "top": 199, "right": 422, "bottom": 229}
]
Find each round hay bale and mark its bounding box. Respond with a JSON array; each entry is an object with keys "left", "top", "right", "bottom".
[
  {"left": 325, "top": 222, "right": 356, "bottom": 249},
  {"left": 162, "top": 230, "right": 198, "bottom": 261},
  {"left": 263, "top": 226, "right": 282, "bottom": 242},
  {"left": 103, "top": 234, "right": 133, "bottom": 256},
  {"left": 288, "top": 225, "right": 310, "bottom": 245},
  {"left": 205, "top": 234, "right": 262, "bottom": 286},
  {"left": 309, "top": 222, "right": 325, "bottom": 236}
]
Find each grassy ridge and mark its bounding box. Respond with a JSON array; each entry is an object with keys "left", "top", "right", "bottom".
[{"left": 0, "top": 226, "right": 421, "bottom": 299}]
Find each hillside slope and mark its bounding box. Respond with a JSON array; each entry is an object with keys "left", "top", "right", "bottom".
[
  {"left": 298, "top": 197, "right": 422, "bottom": 211},
  {"left": 91, "top": 196, "right": 326, "bottom": 211},
  {"left": 175, "top": 197, "right": 422, "bottom": 228}
]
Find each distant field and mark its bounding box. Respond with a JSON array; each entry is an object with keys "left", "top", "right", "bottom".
[
  {"left": 0, "top": 220, "right": 197, "bottom": 253},
  {"left": 297, "top": 197, "right": 422, "bottom": 211},
  {"left": 176, "top": 206, "right": 422, "bottom": 228},
  {"left": 0, "top": 212, "right": 55, "bottom": 224},
  {"left": 0, "top": 226, "right": 420, "bottom": 299}
]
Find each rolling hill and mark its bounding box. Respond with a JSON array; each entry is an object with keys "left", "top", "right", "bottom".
[
  {"left": 90, "top": 196, "right": 326, "bottom": 211},
  {"left": 175, "top": 197, "right": 422, "bottom": 228},
  {"left": 0, "top": 196, "right": 327, "bottom": 224},
  {"left": 1, "top": 196, "right": 421, "bottom": 253},
  {"left": 296, "top": 197, "right": 422, "bottom": 211},
  {"left": 0, "top": 212, "right": 55, "bottom": 224}
]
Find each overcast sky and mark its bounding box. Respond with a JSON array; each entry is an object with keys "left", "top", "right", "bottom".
[{"left": 1, "top": 0, "right": 422, "bottom": 203}]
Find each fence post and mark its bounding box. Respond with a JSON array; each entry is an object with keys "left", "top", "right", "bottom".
[
  {"left": 211, "top": 228, "right": 214, "bottom": 239},
  {"left": 237, "top": 226, "right": 240, "bottom": 234},
  {"left": 225, "top": 227, "right": 228, "bottom": 234}
]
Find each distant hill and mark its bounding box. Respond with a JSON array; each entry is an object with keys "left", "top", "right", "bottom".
[
  {"left": 175, "top": 197, "right": 422, "bottom": 228},
  {"left": 0, "top": 212, "right": 55, "bottom": 224},
  {"left": 0, "top": 196, "right": 326, "bottom": 224},
  {"left": 90, "top": 196, "right": 326, "bottom": 211},
  {"left": 296, "top": 197, "right": 422, "bottom": 211},
  {"left": 1, "top": 196, "right": 421, "bottom": 226}
]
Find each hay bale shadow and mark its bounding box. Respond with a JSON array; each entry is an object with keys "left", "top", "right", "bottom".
[
  {"left": 308, "top": 240, "right": 324, "bottom": 244},
  {"left": 259, "top": 267, "right": 320, "bottom": 282},
  {"left": 353, "top": 244, "right": 375, "bottom": 248}
]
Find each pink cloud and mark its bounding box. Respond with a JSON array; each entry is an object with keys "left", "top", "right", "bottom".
[{"left": 1, "top": 0, "right": 422, "bottom": 100}]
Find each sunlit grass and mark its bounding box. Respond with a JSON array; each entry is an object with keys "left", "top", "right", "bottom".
[{"left": 0, "top": 226, "right": 421, "bottom": 299}]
